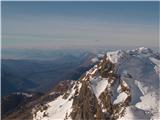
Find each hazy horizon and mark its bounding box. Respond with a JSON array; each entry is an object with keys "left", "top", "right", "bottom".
[{"left": 2, "top": 1, "right": 159, "bottom": 50}]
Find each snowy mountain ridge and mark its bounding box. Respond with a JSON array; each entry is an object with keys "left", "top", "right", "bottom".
[{"left": 32, "top": 47, "right": 160, "bottom": 120}]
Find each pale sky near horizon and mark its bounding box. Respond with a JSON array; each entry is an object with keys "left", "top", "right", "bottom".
[{"left": 2, "top": 1, "right": 159, "bottom": 50}]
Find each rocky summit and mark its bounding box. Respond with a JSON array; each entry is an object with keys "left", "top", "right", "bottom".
[{"left": 3, "top": 47, "right": 160, "bottom": 120}]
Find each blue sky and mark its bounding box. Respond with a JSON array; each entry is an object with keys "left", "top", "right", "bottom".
[{"left": 2, "top": 1, "right": 159, "bottom": 50}]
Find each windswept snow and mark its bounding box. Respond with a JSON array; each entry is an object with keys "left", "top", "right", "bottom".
[
  {"left": 116, "top": 48, "right": 159, "bottom": 120},
  {"left": 113, "top": 92, "right": 128, "bottom": 104},
  {"left": 119, "top": 106, "right": 151, "bottom": 120},
  {"left": 46, "top": 96, "right": 73, "bottom": 120},
  {"left": 33, "top": 84, "right": 77, "bottom": 120},
  {"left": 107, "top": 50, "right": 127, "bottom": 64},
  {"left": 149, "top": 57, "right": 160, "bottom": 74},
  {"left": 33, "top": 96, "right": 73, "bottom": 120},
  {"left": 90, "top": 77, "right": 109, "bottom": 98},
  {"left": 118, "top": 54, "right": 159, "bottom": 89},
  {"left": 106, "top": 47, "right": 159, "bottom": 119}
]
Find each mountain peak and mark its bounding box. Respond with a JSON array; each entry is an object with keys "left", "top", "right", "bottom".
[
  {"left": 32, "top": 47, "right": 159, "bottom": 120},
  {"left": 132, "top": 47, "right": 153, "bottom": 54},
  {"left": 4, "top": 48, "right": 159, "bottom": 120},
  {"left": 106, "top": 49, "right": 127, "bottom": 64}
]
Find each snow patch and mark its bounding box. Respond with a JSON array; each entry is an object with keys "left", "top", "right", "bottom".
[
  {"left": 16, "top": 92, "right": 33, "bottom": 98},
  {"left": 91, "top": 57, "right": 99, "bottom": 63},
  {"left": 33, "top": 84, "right": 76, "bottom": 120},
  {"left": 149, "top": 57, "right": 160, "bottom": 74},
  {"left": 107, "top": 50, "right": 127, "bottom": 64},
  {"left": 113, "top": 92, "right": 128, "bottom": 104},
  {"left": 119, "top": 106, "right": 151, "bottom": 120},
  {"left": 90, "top": 77, "right": 108, "bottom": 98}
]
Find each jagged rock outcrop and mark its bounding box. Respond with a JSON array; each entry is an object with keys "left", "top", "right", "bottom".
[
  {"left": 27, "top": 48, "right": 160, "bottom": 120},
  {"left": 3, "top": 47, "right": 160, "bottom": 120},
  {"left": 33, "top": 48, "right": 160, "bottom": 120},
  {"left": 69, "top": 55, "right": 131, "bottom": 120}
]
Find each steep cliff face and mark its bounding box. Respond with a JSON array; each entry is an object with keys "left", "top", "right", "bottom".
[
  {"left": 70, "top": 55, "right": 131, "bottom": 120},
  {"left": 33, "top": 47, "right": 160, "bottom": 120}
]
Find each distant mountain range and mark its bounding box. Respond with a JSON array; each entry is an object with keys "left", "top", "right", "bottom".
[{"left": 2, "top": 51, "right": 95, "bottom": 97}]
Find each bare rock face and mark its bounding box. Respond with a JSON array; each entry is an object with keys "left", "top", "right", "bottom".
[
  {"left": 71, "top": 81, "right": 97, "bottom": 120},
  {"left": 70, "top": 55, "right": 131, "bottom": 120},
  {"left": 31, "top": 52, "right": 132, "bottom": 120}
]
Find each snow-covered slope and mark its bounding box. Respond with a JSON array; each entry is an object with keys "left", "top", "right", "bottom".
[{"left": 32, "top": 47, "right": 160, "bottom": 120}]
